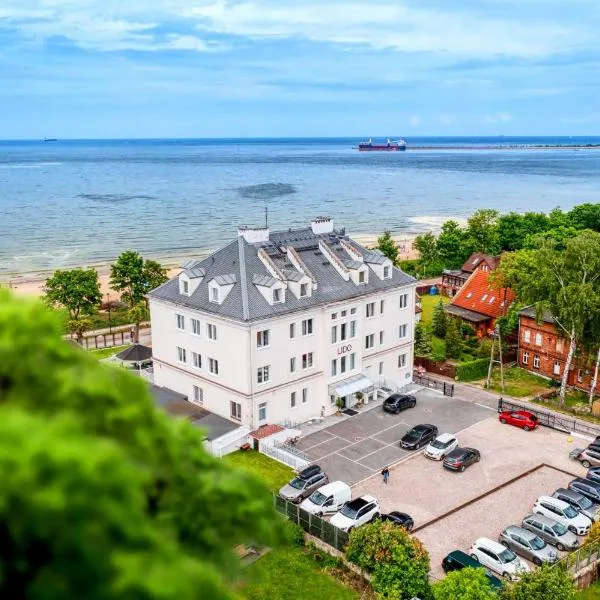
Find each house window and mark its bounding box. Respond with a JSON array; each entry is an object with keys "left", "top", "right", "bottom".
[
  {"left": 365, "top": 334, "right": 375, "bottom": 349},
  {"left": 522, "top": 351, "right": 529, "bottom": 365},
  {"left": 350, "top": 307, "right": 357, "bottom": 315},
  {"left": 289, "top": 323, "right": 296, "bottom": 338},
  {"left": 340, "top": 322, "right": 348, "bottom": 341},
  {"left": 380, "top": 299, "right": 385, "bottom": 314},
  {"left": 230, "top": 401, "right": 242, "bottom": 420},
  {"left": 399, "top": 324, "right": 408, "bottom": 339},
  {"left": 182, "top": 280, "right": 189, "bottom": 294},
  {"left": 258, "top": 402, "right": 267, "bottom": 422},
  {"left": 379, "top": 331, "right": 384, "bottom": 345},
  {"left": 331, "top": 326, "right": 337, "bottom": 344},
  {"left": 290, "top": 392, "right": 297, "bottom": 408},
  {"left": 331, "top": 312, "right": 338, "bottom": 320},
  {"left": 340, "top": 356, "right": 347, "bottom": 373},
  {"left": 191, "top": 318, "right": 201, "bottom": 336},
  {"left": 177, "top": 347, "right": 186, "bottom": 364},
  {"left": 192, "top": 352, "right": 201, "bottom": 369},
  {"left": 290, "top": 357, "right": 296, "bottom": 373},
  {"left": 176, "top": 314, "right": 185, "bottom": 330},
  {"left": 273, "top": 288, "right": 282, "bottom": 303},
  {"left": 481, "top": 294, "right": 488, "bottom": 302},
  {"left": 302, "top": 388, "right": 308, "bottom": 404},
  {"left": 578, "top": 369, "right": 583, "bottom": 383},
  {"left": 331, "top": 360, "right": 337, "bottom": 376},
  {"left": 398, "top": 354, "right": 407, "bottom": 368},
  {"left": 349, "top": 353, "right": 355, "bottom": 370},
  {"left": 330, "top": 394, "right": 336, "bottom": 405},
  {"left": 208, "top": 358, "right": 219, "bottom": 375},
  {"left": 302, "top": 318, "right": 313, "bottom": 336},
  {"left": 302, "top": 352, "right": 313, "bottom": 370},
  {"left": 533, "top": 355, "right": 540, "bottom": 369},
  {"left": 210, "top": 287, "right": 219, "bottom": 303},
  {"left": 366, "top": 302, "right": 375, "bottom": 318},
  {"left": 300, "top": 283, "right": 308, "bottom": 297},
  {"left": 524, "top": 329, "right": 531, "bottom": 343},
  {"left": 399, "top": 293, "right": 408, "bottom": 309},
  {"left": 257, "top": 329, "right": 270, "bottom": 348},
  {"left": 207, "top": 324, "right": 217, "bottom": 341},
  {"left": 341, "top": 310, "right": 347, "bottom": 317},
  {"left": 535, "top": 333, "right": 542, "bottom": 346},
  {"left": 358, "top": 271, "right": 366, "bottom": 283},
  {"left": 383, "top": 265, "right": 391, "bottom": 278},
  {"left": 379, "top": 361, "right": 384, "bottom": 375},
  {"left": 192, "top": 385, "right": 203, "bottom": 405},
  {"left": 350, "top": 320, "right": 356, "bottom": 338},
  {"left": 553, "top": 361, "right": 561, "bottom": 375},
  {"left": 257, "top": 365, "right": 270, "bottom": 384},
  {"left": 488, "top": 296, "right": 495, "bottom": 304},
  {"left": 556, "top": 338, "right": 564, "bottom": 352},
  {"left": 465, "top": 292, "right": 473, "bottom": 299}
]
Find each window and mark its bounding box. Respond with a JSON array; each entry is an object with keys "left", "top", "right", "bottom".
[
  {"left": 331, "top": 359, "right": 337, "bottom": 376},
  {"left": 398, "top": 354, "right": 407, "bottom": 368},
  {"left": 192, "top": 385, "right": 203, "bottom": 405},
  {"left": 399, "top": 324, "right": 408, "bottom": 339},
  {"left": 341, "top": 310, "right": 347, "bottom": 317},
  {"left": 290, "top": 357, "right": 296, "bottom": 373},
  {"left": 578, "top": 369, "right": 583, "bottom": 383},
  {"left": 290, "top": 392, "right": 297, "bottom": 408},
  {"left": 365, "top": 334, "right": 375, "bottom": 349},
  {"left": 273, "top": 288, "right": 282, "bottom": 303},
  {"left": 350, "top": 320, "right": 356, "bottom": 338},
  {"left": 331, "top": 312, "right": 338, "bottom": 320},
  {"left": 208, "top": 358, "right": 219, "bottom": 375},
  {"left": 481, "top": 294, "right": 488, "bottom": 301},
  {"left": 182, "top": 280, "right": 189, "bottom": 294},
  {"left": 380, "top": 299, "right": 385, "bottom": 314},
  {"left": 302, "top": 388, "right": 308, "bottom": 404},
  {"left": 176, "top": 314, "right": 185, "bottom": 330},
  {"left": 210, "top": 287, "right": 219, "bottom": 303},
  {"left": 535, "top": 333, "right": 542, "bottom": 346},
  {"left": 533, "top": 355, "right": 540, "bottom": 369},
  {"left": 191, "top": 318, "right": 201, "bottom": 336},
  {"left": 331, "top": 326, "right": 337, "bottom": 344},
  {"left": 366, "top": 302, "right": 375, "bottom": 318},
  {"left": 340, "top": 322, "right": 347, "bottom": 341},
  {"left": 556, "top": 338, "right": 564, "bottom": 353},
  {"left": 553, "top": 360, "right": 560, "bottom": 375},
  {"left": 350, "top": 307, "right": 357, "bottom": 315},
  {"left": 207, "top": 323, "right": 217, "bottom": 341},
  {"left": 524, "top": 329, "right": 531, "bottom": 343},
  {"left": 379, "top": 361, "right": 384, "bottom": 375},
  {"left": 302, "top": 318, "right": 313, "bottom": 335},
  {"left": 230, "top": 401, "right": 242, "bottom": 420},
  {"left": 523, "top": 351, "right": 529, "bottom": 365},
  {"left": 383, "top": 265, "right": 391, "bottom": 278},
  {"left": 399, "top": 293, "right": 408, "bottom": 309},
  {"left": 488, "top": 296, "right": 495, "bottom": 304},
  {"left": 300, "top": 283, "right": 308, "bottom": 297},
  {"left": 257, "top": 329, "right": 270, "bottom": 348},
  {"left": 289, "top": 323, "right": 296, "bottom": 338},
  {"left": 349, "top": 353, "right": 355, "bottom": 370},
  {"left": 257, "top": 365, "right": 270, "bottom": 384},
  {"left": 466, "top": 292, "right": 473, "bottom": 299},
  {"left": 192, "top": 352, "right": 201, "bottom": 369},
  {"left": 302, "top": 352, "right": 313, "bottom": 369},
  {"left": 177, "top": 347, "right": 186, "bottom": 364},
  {"left": 258, "top": 402, "right": 267, "bottom": 422},
  {"left": 379, "top": 330, "right": 385, "bottom": 345},
  {"left": 340, "top": 356, "right": 347, "bottom": 373},
  {"left": 358, "top": 271, "right": 366, "bottom": 283}
]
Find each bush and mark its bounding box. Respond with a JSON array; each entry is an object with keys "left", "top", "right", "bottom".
[
  {"left": 432, "top": 300, "right": 448, "bottom": 338},
  {"left": 284, "top": 521, "right": 306, "bottom": 547},
  {"left": 432, "top": 567, "right": 496, "bottom": 600},
  {"left": 415, "top": 322, "right": 433, "bottom": 356},
  {"left": 445, "top": 318, "right": 463, "bottom": 360},
  {"left": 398, "top": 259, "right": 420, "bottom": 276},
  {"left": 456, "top": 358, "right": 491, "bottom": 382},
  {"left": 460, "top": 323, "right": 476, "bottom": 338},
  {"left": 499, "top": 564, "right": 576, "bottom": 600}
]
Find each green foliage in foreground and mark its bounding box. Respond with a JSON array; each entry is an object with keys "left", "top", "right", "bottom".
[
  {"left": 499, "top": 564, "right": 576, "bottom": 600},
  {"left": 0, "top": 291, "right": 282, "bottom": 599},
  {"left": 432, "top": 567, "right": 497, "bottom": 600}
]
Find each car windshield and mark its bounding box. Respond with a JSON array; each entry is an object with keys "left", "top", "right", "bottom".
[
  {"left": 530, "top": 536, "right": 545, "bottom": 550},
  {"left": 288, "top": 478, "right": 306, "bottom": 490},
  {"left": 431, "top": 439, "right": 451, "bottom": 449},
  {"left": 309, "top": 491, "right": 327, "bottom": 505},
  {"left": 406, "top": 428, "right": 420, "bottom": 438},
  {"left": 552, "top": 522, "right": 568, "bottom": 535},
  {"left": 579, "top": 496, "right": 593, "bottom": 509},
  {"left": 564, "top": 505, "right": 578, "bottom": 518},
  {"left": 340, "top": 504, "right": 359, "bottom": 519},
  {"left": 499, "top": 548, "right": 517, "bottom": 563},
  {"left": 529, "top": 415, "right": 538, "bottom": 421}
]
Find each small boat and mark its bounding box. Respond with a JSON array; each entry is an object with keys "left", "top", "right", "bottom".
[
  {"left": 356, "top": 138, "right": 407, "bottom": 152},
  {"left": 43, "top": 138, "right": 58, "bottom": 142}
]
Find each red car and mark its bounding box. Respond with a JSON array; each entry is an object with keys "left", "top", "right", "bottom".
[{"left": 498, "top": 410, "right": 538, "bottom": 431}]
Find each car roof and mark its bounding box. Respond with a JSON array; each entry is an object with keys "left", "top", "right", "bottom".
[
  {"left": 298, "top": 464, "right": 322, "bottom": 479},
  {"left": 504, "top": 525, "right": 537, "bottom": 540},
  {"left": 387, "top": 393, "right": 408, "bottom": 400},
  {"left": 446, "top": 447, "right": 469, "bottom": 458},
  {"left": 473, "top": 537, "right": 507, "bottom": 553},
  {"left": 347, "top": 495, "right": 376, "bottom": 509},
  {"left": 554, "top": 488, "right": 582, "bottom": 500},
  {"left": 538, "top": 495, "right": 569, "bottom": 509},
  {"left": 316, "top": 481, "right": 350, "bottom": 495},
  {"left": 387, "top": 511, "right": 411, "bottom": 519},
  {"left": 413, "top": 423, "right": 436, "bottom": 431},
  {"left": 523, "top": 513, "right": 560, "bottom": 527},
  {"left": 434, "top": 433, "right": 456, "bottom": 443},
  {"left": 572, "top": 477, "right": 600, "bottom": 488}
]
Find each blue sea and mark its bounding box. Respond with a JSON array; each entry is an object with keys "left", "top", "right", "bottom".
[{"left": 1, "top": 136, "right": 600, "bottom": 276}]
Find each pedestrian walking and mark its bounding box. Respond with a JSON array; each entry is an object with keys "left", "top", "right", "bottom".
[{"left": 381, "top": 466, "right": 390, "bottom": 484}]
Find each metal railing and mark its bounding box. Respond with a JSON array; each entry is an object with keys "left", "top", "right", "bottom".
[
  {"left": 261, "top": 443, "right": 310, "bottom": 470},
  {"left": 558, "top": 539, "right": 600, "bottom": 574},
  {"left": 412, "top": 373, "right": 454, "bottom": 397}
]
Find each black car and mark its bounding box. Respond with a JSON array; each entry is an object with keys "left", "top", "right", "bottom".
[
  {"left": 297, "top": 464, "right": 324, "bottom": 480},
  {"left": 587, "top": 466, "right": 600, "bottom": 484},
  {"left": 379, "top": 511, "right": 414, "bottom": 531},
  {"left": 587, "top": 443, "right": 600, "bottom": 455},
  {"left": 569, "top": 477, "right": 600, "bottom": 503},
  {"left": 441, "top": 551, "right": 503, "bottom": 590},
  {"left": 383, "top": 394, "right": 417, "bottom": 414},
  {"left": 400, "top": 424, "right": 438, "bottom": 450},
  {"left": 443, "top": 447, "right": 481, "bottom": 472}
]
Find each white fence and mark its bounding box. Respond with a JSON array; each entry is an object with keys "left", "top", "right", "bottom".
[{"left": 261, "top": 443, "right": 310, "bottom": 470}]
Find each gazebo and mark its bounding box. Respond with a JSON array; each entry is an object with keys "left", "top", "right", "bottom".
[{"left": 114, "top": 343, "right": 153, "bottom": 371}]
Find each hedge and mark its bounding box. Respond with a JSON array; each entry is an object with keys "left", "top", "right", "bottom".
[{"left": 456, "top": 358, "right": 490, "bottom": 382}]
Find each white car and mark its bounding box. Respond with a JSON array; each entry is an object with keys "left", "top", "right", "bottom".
[
  {"left": 299, "top": 481, "right": 351, "bottom": 516},
  {"left": 424, "top": 433, "right": 458, "bottom": 460},
  {"left": 533, "top": 496, "right": 592, "bottom": 536},
  {"left": 330, "top": 495, "right": 380, "bottom": 532},
  {"left": 469, "top": 537, "right": 530, "bottom": 581}
]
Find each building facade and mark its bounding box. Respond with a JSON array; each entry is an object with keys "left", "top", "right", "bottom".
[{"left": 149, "top": 218, "right": 417, "bottom": 429}]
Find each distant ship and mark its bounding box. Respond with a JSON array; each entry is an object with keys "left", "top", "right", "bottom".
[
  {"left": 356, "top": 138, "right": 407, "bottom": 152},
  {"left": 43, "top": 138, "right": 58, "bottom": 142}
]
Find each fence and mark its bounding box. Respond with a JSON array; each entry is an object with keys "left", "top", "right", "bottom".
[
  {"left": 498, "top": 398, "right": 600, "bottom": 438},
  {"left": 414, "top": 357, "right": 457, "bottom": 379},
  {"left": 274, "top": 494, "right": 349, "bottom": 552},
  {"left": 261, "top": 442, "right": 310, "bottom": 470},
  {"left": 412, "top": 373, "right": 454, "bottom": 397}
]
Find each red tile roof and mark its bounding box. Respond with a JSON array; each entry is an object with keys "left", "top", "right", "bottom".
[
  {"left": 450, "top": 270, "right": 515, "bottom": 319},
  {"left": 249, "top": 424, "right": 285, "bottom": 440},
  {"left": 461, "top": 253, "right": 500, "bottom": 274}
]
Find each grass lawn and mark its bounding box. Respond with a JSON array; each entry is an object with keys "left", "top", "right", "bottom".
[
  {"left": 224, "top": 450, "right": 294, "bottom": 492},
  {"left": 431, "top": 335, "right": 446, "bottom": 361},
  {"left": 480, "top": 366, "right": 553, "bottom": 398},
  {"left": 90, "top": 344, "right": 130, "bottom": 360},
  {"left": 243, "top": 547, "right": 359, "bottom": 600},
  {"left": 420, "top": 294, "right": 449, "bottom": 326},
  {"left": 578, "top": 582, "right": 600, "bottom": 599}
]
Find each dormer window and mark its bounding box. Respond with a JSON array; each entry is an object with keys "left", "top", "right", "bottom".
[
  {"left": 466, "top": 292, "right": 473, "bottom": 299},
  {"left": 210, "top": 287, "right": 219, "bottom": 303},
  {"left": 300, "top": 283, "right": 308, "bottom": 297},
  {"left": 273, "top": 288, "right": 282, "bottom": 303},
  {"left": 182, "top": 280, "right": 189, "bottom": 295},
  {"left": 358, "top": 271, "right": 366, "bottom": 284},
  {"left": 481, "top": 294, "right": 488, "bottom": 301},
  {"left": 383, "top": 265, "right": 391, "bottom": 279}
]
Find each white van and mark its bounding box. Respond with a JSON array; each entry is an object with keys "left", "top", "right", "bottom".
[{"left": 299, "top": 481, "right": 351, "bottom": 516}]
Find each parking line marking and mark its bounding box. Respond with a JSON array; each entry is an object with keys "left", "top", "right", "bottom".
[
  {"left": 474, "top": 403, "right": 496, "bottom": 412},
  {"left": 300, "top": 433, "right": 338, "bottom": 452}
]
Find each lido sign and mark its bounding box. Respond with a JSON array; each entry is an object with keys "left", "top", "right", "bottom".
[{"left": 337, "top": 344, "right": 353, "bottom": 356}]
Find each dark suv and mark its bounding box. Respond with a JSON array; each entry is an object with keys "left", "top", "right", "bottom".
[
  {"left": 569, "top": 478, "right": 600, "bottom": 503},
  {"left": 383, "top": 394, "right": 417, "bottom": 414},
  {"left": 441, "top": 550, "right": 503, "bottom": 590},
  {"left": 400, "top": 424, "right": 438, "bottom": 450}
]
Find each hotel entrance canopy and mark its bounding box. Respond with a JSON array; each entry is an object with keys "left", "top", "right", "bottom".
[{"left": 328, "top": 373, "right": 373, "bottom": 398}]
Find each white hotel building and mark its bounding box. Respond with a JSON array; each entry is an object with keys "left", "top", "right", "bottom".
[{"left": 149, "top": 217, "right": 417, "bottom": 430}]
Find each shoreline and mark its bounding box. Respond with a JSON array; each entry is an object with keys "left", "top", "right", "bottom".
[{"left": 407, "top": 145, "right": 600, "bottom": 151}]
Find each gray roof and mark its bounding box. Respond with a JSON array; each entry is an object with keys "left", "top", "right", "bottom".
[
  {"left": 343, "top": 259, "right": 364, "bottom": 270},
  {"left": 363, "top": 250, "right": 387, "bottom": 265},
  {"left": 149, "top": 226, "right": 416, "bottom": 323},
  {"left": 213, "top": 273, "right": 237, "bottom": 285},
  {"left": 444, "top": 303, "right": 490, "bottom": 323},
  {"left": 519, "top": 305, "right": 555, "bottom": 324},
  {"left": 182, "top": 260, "right": 206, "bottom": 279},
  {"left": 115, "top": 343, "right": 153, "bottom": 362}
]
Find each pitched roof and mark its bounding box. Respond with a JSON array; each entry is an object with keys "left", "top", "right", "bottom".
[
  {"left": 461, "top": 253, "right": 500, "bottom": 274},
  {"left": 518, "top": 305, "right": 555, "bottom": 324},
  {"left": 115, "top": 343, "right": 153, "bottom": 362},
  {"left": 249, "top": 424, "right": 285, "bottom": 440},
  {"left": 450, "top": 270, "right": 515, "bottom": 319}
]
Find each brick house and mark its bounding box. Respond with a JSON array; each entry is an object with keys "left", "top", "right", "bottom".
[
  {"left": 441, "top": 253, "right": 500, "bottom": 297},
  {"left": 444, "top": 269, "right": 515, "bottom": 337},
  {"left": 518, "top": 306, "right": 599, "bottom": 397}
]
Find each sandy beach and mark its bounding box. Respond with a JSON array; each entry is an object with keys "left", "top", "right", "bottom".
[{"left": 4, "top": 234, "right": 419, "bottom": 299}]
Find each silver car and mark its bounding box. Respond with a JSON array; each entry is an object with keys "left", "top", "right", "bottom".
[
  {"left": 279, "top": 469, "right": 329, "bottom": 503},
  {"left": 521, "top": 514, "right": 579, "bottom": 551},
  {"left": 553, "top": 488, "right": 600, "bottom": 522},
  {"left": 499, "top": 526, "right": 558, "bottom": 566}
]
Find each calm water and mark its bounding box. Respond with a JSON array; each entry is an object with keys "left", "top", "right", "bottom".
[{"left": 1, "top": 136, "right": 600, "bottom": 275}]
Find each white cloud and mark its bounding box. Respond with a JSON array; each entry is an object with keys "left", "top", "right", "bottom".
[
  {"left": 485, "top": 113, "right": 512, "bottom": 124},
  {"left": 409, "top": 115, "right": 421, "bottom": 127}
]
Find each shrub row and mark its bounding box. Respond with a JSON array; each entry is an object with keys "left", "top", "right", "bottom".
[{"left": 456, "top": 358, "right": 490, "bottom": 382}]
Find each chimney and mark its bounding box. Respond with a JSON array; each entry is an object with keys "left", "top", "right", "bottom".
[
  {"left": 237, "top": 226, "right": 270, "bottom": 244},
  {"left": 310, "top": 216, "right": 334, "bottom": 235}
]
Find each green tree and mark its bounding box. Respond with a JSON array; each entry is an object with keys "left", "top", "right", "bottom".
[
  {"left": 110, "top": 251, "right": 168, "bottom": 308},
  {"left": 499, "top": 564, "right": 576, "bottom": 600},
  {"left": 0, "top": 291, "right": 281, "bottom": 598},
  {"left": 345, "top": 520, "right": 430, "bottom": 600},
  {"left": 437, "top": 220, "right": 469, "bottom": 269},
  {"left": 432, "top": 299, "right": 448, "bottom": 338},
  {"left": 432, "top": 567, "right": 497, "bottom": 600},
  {"left": 568, "top": 202, "right": 600, "bottom": 232},
  {"left": 465, "top": 209, "right": 501, "bottom": 255},
  {"left": 128, "top": 301, "right": 150, "bottom": 343},
  {"left": 414, "top": 232, "right": 442, "bottom": 276},
  {"left": 445, "top": 318, "right": 463, "bottom": 360},
  {"left": 415, "top": 321, "right": 433, "bottom": 356},
  {"left": 524, "top": 226, "right": 580, "bottom": 250},
  {"left": 498, "top": 212, "right": 549, "bottom": 251},
  {"left": 44, "top": 268, "right": 102, "bottom": 343},
  {"left": 376, "top": 231, "right": 399, "bottom": 265}
]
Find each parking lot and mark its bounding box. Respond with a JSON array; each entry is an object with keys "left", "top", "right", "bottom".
[{"left": 295, "top": 389, "right": 493, "bottom": 485}]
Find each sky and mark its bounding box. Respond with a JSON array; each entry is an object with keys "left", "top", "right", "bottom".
[{"left": 1, "top": 0, "right": 599, "bottom": 138}]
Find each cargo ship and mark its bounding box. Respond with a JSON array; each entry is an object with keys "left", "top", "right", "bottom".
[{"left": 356, "top": 138, "right": 407, "bottom": 151}]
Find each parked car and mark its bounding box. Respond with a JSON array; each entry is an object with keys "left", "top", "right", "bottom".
[
  {"left": 400, "top": 424, "right": 439, "bottom": 450},
  {"left": 572, "top": 447, "right": 600, "bottom": 469},
  {"left": 379, "top": 511, "right": 414, "bottom": 531},
  {"left": 330, "top": 495, "right": 380, "bottom": 532},
  {"left": 522, "top": 513, "right": 579, "bottom": 551},
  {"left": 569, "top": 478, "right": 600, "bottom": 504},
  {"left": 498, "top": 526, "right": 558, "bottom": 566},
  {"left": 299, "top": 481, "right": 351, "bottom": 516},
  {"left": 383, "top": 393, "right": 417, "bottom": 414},
  {"left": 441, "top": 550, "right": 503, "bottom": 590},
  {"left": 532, "top": 496, "right": 592, "bottom": 535},
  {"left": 552, "top": 488, "right": 600, "bottom": 522},
  {"left": 278, "top": 465, "right": 329, "bottom": 503},
  {"left": 424, "top": 433, "right": 458, "bottom": 460},
  {"left": 443, "top": 447, "right": 481, "bottom": 472},
  {"left": 469, "top": 537, "right": 530, "bottom": 580},
  {"left": 587, "top": 466, "right": 600, "bottom": 484},
  {"left": 498, "top": 410, "right": 538, "bottom": 431}
]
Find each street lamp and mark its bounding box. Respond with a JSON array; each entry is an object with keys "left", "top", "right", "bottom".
[{"left": 107, "top": 293, "right": 112, "bottom": 333}]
